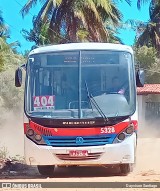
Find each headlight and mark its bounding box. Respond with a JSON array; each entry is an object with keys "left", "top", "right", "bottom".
[
  {"left": 125, "top": 125, "right": 134, "bottom": 134},
  {"left": 117, "top": 133, "right": 125, "bottom": 141},
  {"left": 27, "top": 129, "right": 34, "bottom": 136},
  {"left": 26, "top": 127, "right": 45, "bottom": 145},
  {"left": 113, "top": 124, "right": 135, "bottom": 143},
  {"left": 35, "top": 134, "right": 42, "bottom": 141}
]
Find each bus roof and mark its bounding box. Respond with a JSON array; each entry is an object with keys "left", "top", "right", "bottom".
[{"left": 29, "top": 43, "right": 133, "bottom": 55}]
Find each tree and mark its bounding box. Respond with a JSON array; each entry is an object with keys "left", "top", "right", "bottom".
[
  {"left": 22, "top": 16, "right": 50, "bottom": 46},
  {"left": 133, "top": 1, "right": 160, "bottom": 83},
  {"left": 0, "top": 11, "right": 21, "bottom": 71},
  {"left": 136, "top": 1, "right": 160, "bottom": 52},
  {"left": 20, "top": 0, "right": 130, "bottom": 44},
  {"left": 134, "top": 45, "right": 160, "bottom": 83},
  {"left": 0, "top": 11, "right": 11, "bottom": 71},
  {"left": 137, "top": 0, "right": 151, "bottom": 10},
  {"left": 0, "top": 11, "right": 25, "bottom": 118},
  {"left": 0, "top": 37, "right": 21, "bottom": 71},
  {"left": 48, "top": 0, "right": 124, "bottom": 43},
  {"left": 0, "top": 11, "right": 23, "bottom": 72}
]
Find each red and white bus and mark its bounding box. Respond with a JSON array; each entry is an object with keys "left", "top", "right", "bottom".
[{"left": 15, "top": 43, "right": 144, "bottom": 176}]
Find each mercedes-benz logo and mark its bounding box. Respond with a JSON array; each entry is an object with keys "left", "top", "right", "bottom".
[{"left": 76, "top": 137, "right": 84, "bottom": 145}]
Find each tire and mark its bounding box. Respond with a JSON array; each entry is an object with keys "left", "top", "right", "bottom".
[
  {"left": 119, "top": 164, "right": 132, "bottom": 175},
  {"left": 37, "top": 165, "right": 55, "bottom": 177}
]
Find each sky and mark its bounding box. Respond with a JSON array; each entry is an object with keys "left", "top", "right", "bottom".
[{"left": 0, "top": 0, "right": 150, "bottom": 54}]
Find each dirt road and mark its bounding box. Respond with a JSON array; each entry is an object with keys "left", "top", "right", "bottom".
[{"left": 0, "top": 138, "right": 160, "bottom": 191}]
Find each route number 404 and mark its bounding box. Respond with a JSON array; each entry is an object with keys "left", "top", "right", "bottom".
[
  {"left": 33, "top": 96, "right": 55, "bottom": 107},
  {"left": 100, "top": 127, "right": 115, "bottom": 134}
]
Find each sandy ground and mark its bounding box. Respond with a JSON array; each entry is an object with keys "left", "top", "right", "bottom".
[{"left": 0, "top": 113, "right": 160, "bottom": 190}]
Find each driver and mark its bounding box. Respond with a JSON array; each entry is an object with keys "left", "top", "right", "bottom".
[{"left": 107, "top": 76, "right": 125, "bottom": 94}]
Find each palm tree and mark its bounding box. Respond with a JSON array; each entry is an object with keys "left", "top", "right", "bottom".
[
  {"left": 22, "top": 16, "right": 50, "bottom": 46},
  {"left": 0, "top": 11, "right": 21, "bottom": 71},
  {"left": 0, "top": 11, "right": 9, "bottom": 71},
  {"left": 0, "top": 10, "right": 5, "bottom": 36},
  {"left": 48, "top": 0, "right": 124, "bottom": 42},
  {"left": 136, "top": 1, "right": 160, "bottom": 52},
  {"left": 0, "top": 10, "right": 9, "bottom": 39},
  {"left": 20, "top": 0, "right": 130, "bottom": 43},
  {"left": 0, "top": 37, "right": 21, "bottom": 71},
  {"left": 137, "top": 0, "right": 150, "bottom": 9}
]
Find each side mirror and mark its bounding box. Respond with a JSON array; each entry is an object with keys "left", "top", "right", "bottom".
[
  {"left": 15, "top": 67, "right": 22, "bottom": 87},
  {"left": 136, "top": 69, "right": 145, "bottom": 87}
]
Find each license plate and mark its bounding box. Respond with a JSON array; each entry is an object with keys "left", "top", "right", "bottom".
[{"left": 69, "top": 150, "right": 88, "bottom": 157}]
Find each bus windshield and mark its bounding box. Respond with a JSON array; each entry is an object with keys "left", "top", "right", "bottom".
[{"left": 25, "top": 50, "right": 136, "bottom": 119}]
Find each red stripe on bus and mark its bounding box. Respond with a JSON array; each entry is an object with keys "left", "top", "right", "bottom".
[{"left": 28, "top": 120, "right": 138, "bottom": 136}]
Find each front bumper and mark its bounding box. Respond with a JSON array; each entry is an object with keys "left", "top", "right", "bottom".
[{"left": 24, "top": 133, "right": 136, "bottom": 166}]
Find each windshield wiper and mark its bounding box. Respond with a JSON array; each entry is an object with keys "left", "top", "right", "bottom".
[{"left": 85, "top": 81, "right": 108, "bottom": 122}]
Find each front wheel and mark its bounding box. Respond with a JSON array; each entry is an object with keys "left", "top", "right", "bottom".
[
  {"left": 37, "top": 165, "right": 55, "bottom": 177},
  {"left": 119, "top": 164, "right": 133, "bottom": 175}
]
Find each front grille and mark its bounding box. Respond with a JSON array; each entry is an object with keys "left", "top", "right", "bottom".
[
  {"left": 55, "top": 152, "right": 102, "bottom": 160},
  {"left": 43, "top": 134, "right": 116, "bottom": 147}
]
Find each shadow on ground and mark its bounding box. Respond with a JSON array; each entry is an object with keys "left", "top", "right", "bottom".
[{"left": 0, "top": 163, "right": 126, "bottom": 179}]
